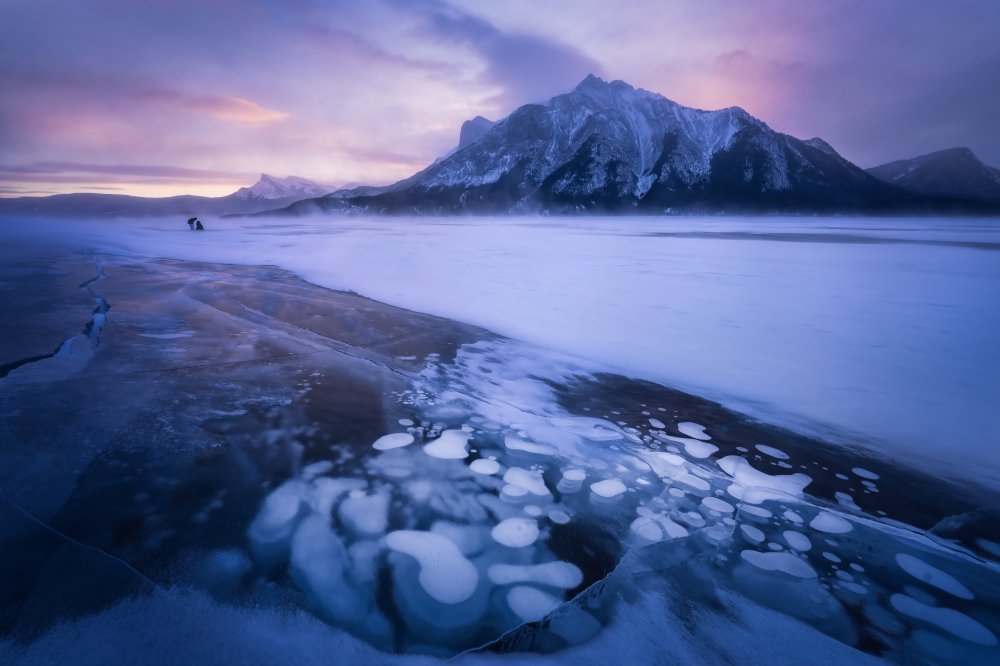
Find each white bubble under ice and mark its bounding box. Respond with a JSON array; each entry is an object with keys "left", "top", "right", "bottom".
[
  {"left": 469, "top": 458, "right": 501, "bottom": 475},
  {"left": 373, "top": 433, "right": 415, "bottom": 451},
  {"left": 755, "top": 444, "right": 789, "bottom": 460},
  {"left": 740, "top": 550, "right": 818, "bottom": 579},
  {"left": 423, "top": 429, "right": 470, "bottom": 459},
  {"left": 385, "top": 530, "right": 478, "bottom": 604},
  {"left": 491, "top": 518, "right": 540, "bottom": 548},
  {"left": 895, "top": 553, "right": 974, "bottom": 600},
  {"left": 507, "top": 586, "right": 562, "bottom": 623},
  {"left": 809, "top": 512, "right": 853, "bottom": 534},
  {"left": 590, "top": 479, "right": 627, "bottom": 498},
  {"left": 488, "top": 561, "right": 583, "bottom": 589},
  {"left": 677, "top": 422, "right": 711, "bottom": 440}
]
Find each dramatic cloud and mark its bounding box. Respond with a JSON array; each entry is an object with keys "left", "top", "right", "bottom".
[{"left": 1, "top": 0, "right": 997, "bottom": 196}]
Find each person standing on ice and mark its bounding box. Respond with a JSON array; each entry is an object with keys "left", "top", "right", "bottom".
[{"left": 187, "top": 217, "right": 196, "bottom": 230}]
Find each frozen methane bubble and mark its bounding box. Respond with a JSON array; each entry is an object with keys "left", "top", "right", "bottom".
[
  {"left": 504, "top": 436, "right": 557, "bottom": 455},
  {"left": 548, "top": 509, "right": 571, "bottom": 524},
  {"left": 504, "top": 467, "right": 550, "bottom": 496},
  {"left": 890, "top": 594, "right": 996, "bottom": 646},
  {"left": 895, "top": 553, "right": 974, "bottom": 600},
  {"left": 373, "top": 433, "right": 414, "bottom": 450},
  {"left": 716, "top": 456, "right": 812, "bottom": 504},
  {"left": 338, "top": 491, "right": 390, "bottom": 538},
  {"left": 491, "top": 518, "right": 540, "bottom": 547},
  {"left": 385, "top": 530, "right": 478, "bottom": 604},
  {"left": 662, "top": 435, "right": 718, "bottom": 458},
  {"left": 648, "top": 418, "right": 666, "bottom": 429},
  {"left": 783, "top": 530, "right": 812, "bottom": 552},
  {"left": 677, "top": 422, "right": 711, "bottom": 440},
  {"left": 740, "top": 550, "right": 818, "bottom": 579},
  {"left": 507, "top": 586, "right": 563, "bottom": 623},
  {"left": 809, "top": 511, "right": 853, "bottom": 534},
  {"left": 590, "top": 479, "right": 627, "bottom": 498},
  {"left": 755, "top": 444, "right": 789, "bottom": 460},
  {"left": 469, "top": 458, "right": 501, "bottom": 475},
  {"left": 852, "top": 467, "right": 880, "bottom": 480},
  {"left": 488, "top": 561, "right": 583, "bottom": 589},
  {"left": 740, "top": 524, "right": 766, "bottom": 544},
  {"left": 248, "top": 480, "right": 307, "bottom": 563},
  {"left": 289, "top": 516, "right": 373, "bottom": 628},
  {"left": 701, "top": 496, "right": 734, "bottom": 513},
  {"left": 423, "top": 429, "right": 470, "bottom": 459}
]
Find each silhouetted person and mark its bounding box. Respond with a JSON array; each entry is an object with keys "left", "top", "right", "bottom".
[
  {"left": 187, "top": 217, "right": 196, "bottom": 230},
  {"left": 195, "top": 220, "right": 205, "bottom": 231}
]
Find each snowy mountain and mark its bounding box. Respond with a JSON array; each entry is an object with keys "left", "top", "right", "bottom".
[
  {"left": 279, "top": 75, "right": 929, "bottom": 216},
  {"left": 230, "top": 174, "right": 331, "bottom": 201},
  {"left": 0, "top": 174, "right": 333, "bottom": 218},
  {"left": 867, "top": 147, "right": 1000, "bottom": 202}
]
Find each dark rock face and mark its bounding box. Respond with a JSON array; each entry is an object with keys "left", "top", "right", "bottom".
[
  {"left": 867, "top": 147, "right": 1000, "bottom": 202},
  {"left": 458, "top": 116, "right": 496, "bottom": 150}
]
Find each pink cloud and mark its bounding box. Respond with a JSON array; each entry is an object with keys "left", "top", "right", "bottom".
[{"left": 135, "top": 89, "right": 290, "bottom": 124}]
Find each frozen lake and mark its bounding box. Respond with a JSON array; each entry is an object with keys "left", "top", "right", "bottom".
[
  {"left": 2, "top": 222, "right": 999, "bottom": 663},
  {"left": 8, "top": 215, "right": 998, "bottom": 488}
]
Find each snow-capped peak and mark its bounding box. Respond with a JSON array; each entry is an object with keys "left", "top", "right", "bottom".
[{"left": 231, "top": 174, "right": 331, "bottom": 201}]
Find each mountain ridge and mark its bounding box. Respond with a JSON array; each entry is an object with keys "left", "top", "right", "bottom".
[
  {"left": 867, "top": 148, "right": 1000, "bottom": 202},
  {"left": 270, "top": 75, "right": 994, "bottom": 217}
]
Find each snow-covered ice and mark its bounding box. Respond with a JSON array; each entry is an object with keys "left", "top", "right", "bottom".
[{"left": 9, "top": 215, "right": 998, "bottom": 486}]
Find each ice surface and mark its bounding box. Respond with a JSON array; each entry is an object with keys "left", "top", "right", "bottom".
[
  {"left": 9, "top": 216, "right": 999, "bottom": 487},
  {"left": 896, "top": 553, "right": 974, "bottom": 600},
  {"left": 648, "top": 418, "right": 665, "bottom": 429},
  {"left": 423, "top": 429, "right": 470, "bottom": 459},
  {"left": 852, "top": 467, "right": 880, "bottom": 480},
  {"left": 373, "top": 433, "right": 414, "bottom": 450},
  {"left": 385, "top": 530, "right": 479, "bottom": 604},
  {"left": 490, "top": 518, "right": 540, "bottom": 548}
]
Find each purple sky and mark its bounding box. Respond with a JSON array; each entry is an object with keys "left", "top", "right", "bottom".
[{"left": 2, "top": 0, "right": 998, "bottom": 197}]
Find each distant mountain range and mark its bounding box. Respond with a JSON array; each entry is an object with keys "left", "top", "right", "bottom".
[
  {"left": 0, "top": 174, "right": 333, "bottom": 218},
  {"left": 2, "top": 76, "right": 998, "bottom": 218},
  {"left": 866, "top": 147, "right": 1000, "bottom": 202}
]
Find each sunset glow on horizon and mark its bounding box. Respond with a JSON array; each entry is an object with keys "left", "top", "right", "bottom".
[{"left": 2, "top": 0, "right": 999, "bottom": 198}]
